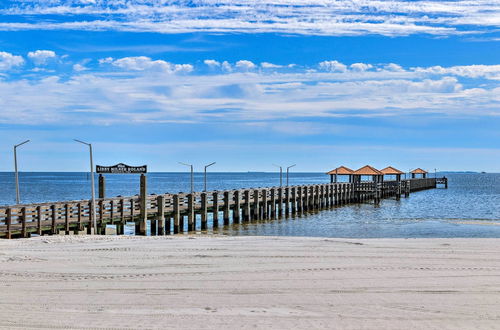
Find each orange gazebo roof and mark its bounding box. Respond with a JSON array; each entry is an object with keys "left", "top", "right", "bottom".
[
  {"left": 352, "top": 165, "right": 383, "bottom": 176},
  {"left": 380, "top": 166, "right": 404, "bottom": 175},
  {"left": 326, "top": 166, "right": 354, "bottom": 175},
  {"left": 411, "top": 168, "right": 428, "bottom": 174}
]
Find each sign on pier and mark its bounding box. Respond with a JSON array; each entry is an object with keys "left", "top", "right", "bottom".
[{"left": 96, "top": 163, "right": 147, "bottom": 174}]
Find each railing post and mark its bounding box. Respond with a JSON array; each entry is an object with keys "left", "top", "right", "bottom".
[
  {"left": 212, "top": 192, "right": 219, "bottom": 228},
  {"left": 233, "top": 190, "right": 240, "bottom": 224},
  {"left": 270, "top": 188, "right": 276, "bottom": 219},
  {"left": 187, "top": 193, "right": 195, "bottom": 232},
  {"left": 173, "top": 194, "right": 181, "bottom": 234},
  {"left": 243, "top": 190, "right": 250, "bottom": 222},
  {"left": 223, "top": 191, "right": 230, "bottom": 225},
  {"left": 6, "top": 208, "right": 12, "bottom": 239},
  {"left": 157, "top": 195, "right": 165, "bottom": 235},
  {"left": 139, "top": 174, "right": 148, "bottom": 235},
  {"left": 51, "top": 204, "right": 57, "bottom": 235},
  {"left": 37, "top": 205, "right": 43, "bottom": 235},
  {"left": 253, "top": 189, "right": 260, "bottom": 220},
  {"left": 291, "top": 186, "right": 297, "bottom": 216},
  {"left": 201, "top": 192, "right": 208, "bottom": 230}
]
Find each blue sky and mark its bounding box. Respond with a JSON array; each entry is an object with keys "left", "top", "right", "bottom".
[{"left": 0, "top": 0, "right": 499, "bottom": 172}]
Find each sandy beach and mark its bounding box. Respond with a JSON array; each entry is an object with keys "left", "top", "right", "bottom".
[{"left": 1, "top": 235, "right": 500, "bottom": 329}]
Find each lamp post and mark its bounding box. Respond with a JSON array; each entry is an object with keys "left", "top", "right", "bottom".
[
  {"left": 204, "top": 162, "right": 216, "bottom": 192},
  {"left": 272, "top": 164, "right": 283, "bottom": 187},
  {"left": 14, "top": 140, "right": 30, "bottom": 204},
  {"left": 74, "top": 139, "right": 97, "bottom": 234},
  {"left": 179, "top": 162, "right": 194, "bottom": 193},
  {"left": 286, "top": 164, "right": 296, "bottom": 186}
]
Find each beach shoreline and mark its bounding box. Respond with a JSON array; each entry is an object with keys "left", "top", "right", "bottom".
[{"left": 1, "top": 235, "right": 499, "bottom": 329}]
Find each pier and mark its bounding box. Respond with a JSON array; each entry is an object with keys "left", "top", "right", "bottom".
[{"left": 0, "top": 177, "right": 446, "bottom": 238}]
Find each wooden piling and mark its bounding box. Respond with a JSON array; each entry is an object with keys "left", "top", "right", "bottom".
[
  {"left": 223, "top": 191, "right": 230, "bottom": 225},
  {"left": 253, "top": 189, "right": 260, "bottom": 220},
  {"left": 187, "top": 193, "right": 195, "bottom": 231},
  {"left": 157, "top": 195, "right": 166, "bottom": 235},
  {"left": 173, "top": 194, "right": 181, "bottom": 234},
  {"left": 201, "top": 193, "right": 208, "bottom": 230},
  {"left": 243, "top": 190, "right": 250, "bottom": 222},
  {"left": 212, "top": 192, "right": 219, "bottom": 227},
  {"left": 233, "top": 190, "right": 240, "bottom": 224},
  {"left": 270, "top": 188, "right": 276, "bottom": 219}
]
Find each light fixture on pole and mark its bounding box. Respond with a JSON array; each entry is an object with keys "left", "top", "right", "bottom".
[
  {"left": 74, "top": 139, "right": 97, "bottom": 234},
  {"left": 179, "top": 162, "right": 194, "bottom": 193},
  {"left": 14, "top": 140, "right": 30, "bottom": 204},
  {"left": 204, "top": 162, "right": 216, "bottom": 192},
  {"left": 286, "top": 164, "right": 296, "bottom": 186},
  {"left": 272, "top": 164, "right": 283, "bottom": 187}
]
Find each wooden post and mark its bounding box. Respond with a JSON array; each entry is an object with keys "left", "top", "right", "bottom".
[
  {"left": 119, "top": 199, "right": 125, "bottom": 234},
  {"left": 21, "top": 207, "right": 27, "bottom": 238},
  {"left": 319, "top": 185, "right": 324, "bottom": 209},
  {"left": 243, "top": 190, "right": 251, "bottom": 222},
  {"left": 302, "top": 186, "right": 309, "bottom": 213},
  {"left": 51, "top": 204, "right": 56, "bottom": 235},
  {"left": 324, "top": 184, "right": 329, "bottom": 208},
  {"left": 173, "top": 194, "right": 181, "bottom": 234},
  {"left": 64, "top": 204, "right": 70, "bottom": 234},
  {"left": 253, "top": 189, "right": 260, "bottom": 220},
  {"left": 297, "top": 186, "right": 303, "bottom": 215},
  {"left": 188, "top": 193, "right": 195, "bottom": 232},
  {"left": 157, "top": 195, "right": 166, "bottom": 235},
  {"left": 262, "top": 189, "right": 268, "bottom": 220},
  {"left": 291, "top": 186, "right": 297, "bottom": 216},
  {"left": 139, "top": 174, "right": 148, "bottom": 235},
  {"left": 212, "top": 192, "right": 219, "bottom": 227},
  {"left": 277, "top": 187, "right": 283, "bottom": 218},
  {"left": 233, "top": 190, "right": 241, "bottom": 224},
  {"left": 285, "top": 187, "right": 290, "bottom": 217},
  {"left": 269, "top": 188, "right": 276, "bottom": 219},
  {"left": 6, "top": 208, "right": 12, "bottom": 239},
  {"left": 201, "top": 193, "right": 208, "bottom": 230},
  {"left": 223, "top": 191, "right": 230, "bottom": 225},
  {"left": 98, "top": 174, "right": 106, "bottom": 199},
  {"left": 37, "top": 205, "right": 42, "bottom": 235}
]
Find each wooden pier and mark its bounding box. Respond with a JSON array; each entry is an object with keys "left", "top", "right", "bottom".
[{"left": 0, "top": 177, "right": 445, "bottom": 238}]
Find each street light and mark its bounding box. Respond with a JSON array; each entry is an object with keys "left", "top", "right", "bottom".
[
  {"left": 272, "top": 164, "right": 283, "bottom": 187},
  {"left": 204, "top": 162, "right": 216, "bottom": 192},
  {"left": 286, "top": 164, "right": 296, "bottom": 186},
  {"left": 74, "top": 139, "right": 97, "bottom": 234},
  {"left": 14, "top": 140, "right": 30, "bottom": 204},
  {"left": 179, "top": 162, "right": 194, "bottom": 193}
]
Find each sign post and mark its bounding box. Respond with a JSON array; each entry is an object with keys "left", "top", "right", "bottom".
[{"left": 96, "top": 163, "right": 148, "bottom": 235}]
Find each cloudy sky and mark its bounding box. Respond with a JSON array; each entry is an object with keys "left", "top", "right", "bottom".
[{"left": 0, "top": 0, "right": 499, "bottom": 172}]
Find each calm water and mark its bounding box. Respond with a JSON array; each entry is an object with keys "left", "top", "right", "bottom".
[{"left": 1, "top": 172, "right": 500, "bottom": 238}]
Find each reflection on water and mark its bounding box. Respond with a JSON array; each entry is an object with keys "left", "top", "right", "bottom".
[{"left": 1, "top": 172, "right": 499, "bottom": 238}]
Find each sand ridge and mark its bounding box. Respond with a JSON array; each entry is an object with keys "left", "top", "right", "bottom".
[{"left": 1, "top": 235, "right": 500, "bottom": 329}]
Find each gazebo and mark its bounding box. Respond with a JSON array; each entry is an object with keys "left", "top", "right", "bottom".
[
  {"left": 351, "top": 165, "right": 384, "bottom": 183},
  {"left": 380, "top": 166, "right": 404, "bottom": 182},
  {"left": 411, "top": 168, "right": 428, "bottom": 179},
  {"left": 326, "top": 166, "right": 354, "bottom": 183}
]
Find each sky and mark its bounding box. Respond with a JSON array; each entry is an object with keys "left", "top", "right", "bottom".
[{"left": 0, "top": 0, "right": 499, "bottom": 172}]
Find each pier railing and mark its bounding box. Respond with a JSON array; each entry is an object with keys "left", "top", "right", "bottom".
[{"left": 0, "top": 178, "right": 443, "bottom": 238}]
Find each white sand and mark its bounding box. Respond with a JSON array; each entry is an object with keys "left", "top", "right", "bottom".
[{"left": 1, "top": 235, "right": 500, "bottom": 329}]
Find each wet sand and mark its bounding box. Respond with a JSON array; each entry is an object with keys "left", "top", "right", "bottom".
[{"left": 1, "top": 235, "right": 499, "bottom": 329}]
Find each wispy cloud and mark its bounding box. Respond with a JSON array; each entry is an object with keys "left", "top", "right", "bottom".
[
  {"left": 0, "top": 1, "right": 499, "bottom": 36},
  {"left": 0, "top": 55, "right": 499, "bottom": 125}
]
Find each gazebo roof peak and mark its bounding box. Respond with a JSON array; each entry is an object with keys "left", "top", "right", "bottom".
[
  {"left": 411, "top": 168, "right": 428, "bottom": 174},
  {"left": 380, "top": 166, "right": 404, "bottom": 175},
  {"left": 352, "top": 165, "right": 383, "bottom": 176},
  {"left": 326, "top": 166, "right": 354, "bottom": 175}
]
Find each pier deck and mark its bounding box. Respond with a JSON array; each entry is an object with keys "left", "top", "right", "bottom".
[{"left": 0, "top": 178, "right": 444, "bottom": 238}]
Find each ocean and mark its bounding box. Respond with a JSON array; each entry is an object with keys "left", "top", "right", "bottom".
[{"left": 1, "top": 172, "right": 499, "bottom": 238}]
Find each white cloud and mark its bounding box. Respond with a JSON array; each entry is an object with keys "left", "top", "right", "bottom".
[
  {"left": 221, "top": 61, "right": 232, "bottom": 72},
  {"left": 73, "top": 64, "right": 88, "bottom": 71},
  {"left": 261, "top": 62, "right": 282, "bottom": 69},
  {"left": 383, "top": 63, "right": 405, "bottom": 72},
  {"left": 0, "top": 51, "right": 24, "bottom": 70},
  {"left": 109, "top": 56, "right": 193, "bottom": 73},
  {"left": 319, "top": 60, "right": 347, "bottom": 72},
  {"left": 235, "top": 60, "right": 256, "bottom": 70},
  {"left": 98, "top": 57, "right": 114, "bottom": 65},
  {"left": 27, "top": 50, "right": 56, "bottom": 65},
  {"left": 350, "top": 63, "right": 373, "bottom": 72},
  {"left": 204, "top": 59, "right": 220, "bottom": 68},
  {"left": 0, "top": 1, "right": 498, "bottom": 36}
]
